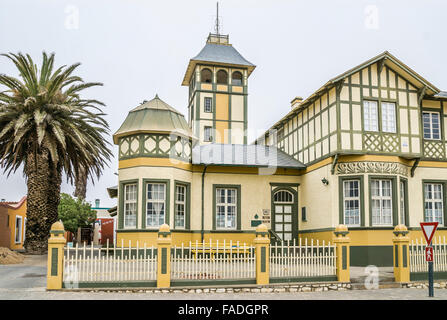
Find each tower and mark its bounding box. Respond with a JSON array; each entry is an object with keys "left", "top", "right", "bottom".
[{"left": 181, "top": 7, "right": 255, "bottom": 145}]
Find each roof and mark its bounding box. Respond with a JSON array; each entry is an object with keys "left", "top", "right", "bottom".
[
  {"left": 113, "top": 95, "right": 193, "bottom": 144},
  {"left": 107, "top": 186, "right": 118, "bottom": 199},
  {"left": 256, "top": 51, "right": 443, "bottom": 143},
  {"left": 0, "top": 196, "right": 27, "bottom": 209},
  {"left": 434, "top": 91, "right": 447, "bottom": 98},
  {"left": 182, "top": 38, "right": 256, "bottom": 86},
  {"left": 191, "top": 144, "right": 306, "bottom": 169}
]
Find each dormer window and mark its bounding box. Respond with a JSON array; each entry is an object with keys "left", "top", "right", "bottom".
[{"left": 201, "top": 68, "right": 212, "bottom": 83}]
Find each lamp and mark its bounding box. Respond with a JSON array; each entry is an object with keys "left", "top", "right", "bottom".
[{"left": 321, "top": 178, "right": 329, "bottom": 186}]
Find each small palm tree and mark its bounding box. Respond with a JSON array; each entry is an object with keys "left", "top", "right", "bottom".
[{"left": 0, "top": 52, "right": 112, "bottom": 254}]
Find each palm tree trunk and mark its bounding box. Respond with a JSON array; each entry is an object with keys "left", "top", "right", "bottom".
[
  {"left": 73, "top": 165, "right": 87, "bottom": 200},
  {"left": 23, "top": 148, "right": 62, "bottom": 254}
]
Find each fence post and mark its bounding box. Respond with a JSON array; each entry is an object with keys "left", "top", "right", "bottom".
[
  {"left": 157, "top": 224, "right": 172, "bottom": 288},
  {"left": 254, "top": 224, "right": 270, "bottom": 285},
  {"left": 333, "top": 225, "right": 350, "bottom": 283},
  {"left": 47, "top": 221, "right": 66, "bottom": 290},
  {"left": 392, "top": 224, "right": 410, "bottom": 283}
]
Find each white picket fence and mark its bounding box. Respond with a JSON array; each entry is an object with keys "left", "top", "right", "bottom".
[
  {"left": 171, "top": 240, "right": 256, "bottom": 280},
  {"left": 63, "top": 240, "right": 157, "bottom": 284},
  {"left": 410, "top": 236, "right": 447, "bottom": 273},
  {"left": 270, "top": 239, "right": 336, "bottom": 278}
]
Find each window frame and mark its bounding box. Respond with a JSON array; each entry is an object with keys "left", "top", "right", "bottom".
[
  {"left": 204, "top": 126, "right": 213, "bottom": 142},
  {"left": 381, "top": 101, "right": 397, "bottom": 133},
  {"left": 212, "top": 184, "right": 241, "bottom": 231},
  {"left": 422, "top": 180, "right": 447, "bottom": 226},
  {"left": 422, "top": 111, "right": 441, "bottom": 141},
  {"left": 174, "top": 180, "right": 190, "bottom": 230},
  {"left": 14, "top": 215, "right": 22, "bottom": 244},
  {"left": 363, "top": 100, "right": 379, "bottom": 132},
  {"left": 200, "top": 68, "right": 212, "bottom": 83},
  {"left": 368, "top": 175, "right": 398, "bottom": 227},
  {"left": 204, "top": 97, "right": 213, "bottom": 113},
  {"left": 119, "top": 179, "right": 139, "bottom": 230},
  {"left": 216, "top": 69, "right": 228, "bottom": 85},
  {"left": 231, "top": 71, "right": 243, "bottom": 86},
  {"left": 339, "top": 176, "right": 365, "bottom": 227},
  {"left": 399, "top": 178, "right": 409, "bottom": 226},
  {"left": 142, "top": 179, "right": 170, "bottom": 229}
]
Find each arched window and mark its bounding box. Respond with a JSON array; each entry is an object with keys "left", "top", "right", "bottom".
[
  {"left": 232, "top": 71, "right": 243, "bottom": 86},
  {"left": 273, "top": 190, "right": 294, "bottom": 203},
  {"left": 216, "top": 70, "right": 228, "bottom": 84},
  {"left": 201, "top": 68, "right": 212, "bottom": 83}
]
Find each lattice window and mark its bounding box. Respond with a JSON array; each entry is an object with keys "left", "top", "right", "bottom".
[{"left": 423, "top": 112, "right": 441, "bottom": 140}]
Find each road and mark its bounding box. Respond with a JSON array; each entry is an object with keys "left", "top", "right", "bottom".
[{"left": 0, "top": 255, "right": 446, "bottom": 300}]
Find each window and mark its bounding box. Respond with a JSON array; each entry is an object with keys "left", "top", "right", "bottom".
[
  {"left": 424, "top": 183, "right": 444, "bottom": 224},
  {"left": 343, "top": 180, "right": 361, "bottom": 226},
  {"left": 146, "top": 183, "right": 166, "bottom": 228},
  {"left": 201, "top": 68, "right": 212, "bottom": 83},
  {"left": 216, "top": 70, "right": 228, "bottom": 84},
  {"left": 175, "top": 185, "right": 186, "bottom": 228},
  {"left": 363, "top": 100, "right": 378, "bottom": 131},
  {"left": 204, "top": 126, "right": 213, "bottom": 142},
  {"left": 232, "top": 71, "right": 242, "bottom": 86},
  {"left": 381, "top": 102, "right": 396, "bottom": 133},
  {"left": 423, "top": 112, "right": 440, "bottom": 140},
  {"left": 124, "top": 184, "right": 137, "bottom": 228},
  {"left": 204, "top": 97, "right": 212, "bottom": 113},
  {"left": 23, "top": 218, "right": 26, "bottom": 242},
  {"left": 216, "top": 188, "right": 237, "bottom": 229},
  {"left": 371, "top": 179, "right": 393, "bottom": 226},
  {"left": 274, "top": 190, "right": 293, "bottom": 203},
  {"left": 15, "top": 216, "right": 22, "bottom": 244},
  {"left": 400, "top": 180, "right": 407, "bottom": 225}
]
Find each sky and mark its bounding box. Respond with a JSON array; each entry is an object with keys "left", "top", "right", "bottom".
[{"left": 0, "top": 0, "right": 446, "bottom": 207}]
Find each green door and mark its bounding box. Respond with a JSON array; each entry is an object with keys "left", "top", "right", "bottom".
[{"left": 272, "top": 190, "right": 297, "bottom": 242}]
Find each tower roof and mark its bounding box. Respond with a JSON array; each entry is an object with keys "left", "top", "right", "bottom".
[
  {"left": 182, "top": 34, "right": 256, "bottom": 86},
  {"left": 113, "top": 95, "right": 193, "bottom": 144}
]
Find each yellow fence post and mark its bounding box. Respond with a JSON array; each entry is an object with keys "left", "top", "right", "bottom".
[
  {"left": 333, "top": 225, "right": 350, "bottom": 283},
  {"left": 157, "top": 224, "right": 172, "bottom": 288},
  {"left": 254, "top": 224, "right": 270, "bottom": 285},
  {"left": 393, "top": 225, "right": 410, "bottom": 283},
  {"left": 47, "top": 221, "right": 66, "bottom": 290}
]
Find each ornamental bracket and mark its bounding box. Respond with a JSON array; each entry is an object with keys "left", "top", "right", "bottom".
[
  {"left": 418, "top": 86, "right": 427, "bottom": 106},
  {"left": 411, "top": 158, "right": 420, "bottom": 177},
  {"left": 331, "top": 154, "right": 339, "bottom": 175}
]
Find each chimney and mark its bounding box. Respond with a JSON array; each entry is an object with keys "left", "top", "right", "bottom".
[
  {"left": 95, "top": 199, "right": 100, "bottom": 208},
  {"left": 291, "top": 96, "right": 303, "bottom": 110}
]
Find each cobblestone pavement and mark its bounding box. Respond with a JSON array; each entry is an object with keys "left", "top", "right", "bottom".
[{"left": 0, "top": 287, "right": 446, "bottom": 300}]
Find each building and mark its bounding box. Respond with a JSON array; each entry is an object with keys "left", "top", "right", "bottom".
[
  {"left": 0, "top": 197, "right": 27, "bottom": 250},
  {"left": 111, "top": 30, "right": 447, "bottom": 267},
  {"left": 91, "top": 199, "right": 116, "bottom": 246}
]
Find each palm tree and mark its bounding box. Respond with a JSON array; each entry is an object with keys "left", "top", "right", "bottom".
[{"left": 0, "top": 52, "right": 112, "bottom": 254}]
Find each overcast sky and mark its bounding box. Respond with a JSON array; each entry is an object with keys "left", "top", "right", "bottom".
[{"left": 1, "top": 0, "right": 446, "bottom": 207}]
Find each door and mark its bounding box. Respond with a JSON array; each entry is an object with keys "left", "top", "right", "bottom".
[{"left": 272, "top": 189, "right": 297, "bottom": 242}]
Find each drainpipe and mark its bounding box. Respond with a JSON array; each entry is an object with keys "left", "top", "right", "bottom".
[{"left": 201, "top": 165, "right": 208, "bottom": 242}]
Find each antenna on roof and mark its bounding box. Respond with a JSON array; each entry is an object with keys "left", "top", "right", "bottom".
[{"left": 214, "top": 2, "right": 221, "bottom": 37}]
